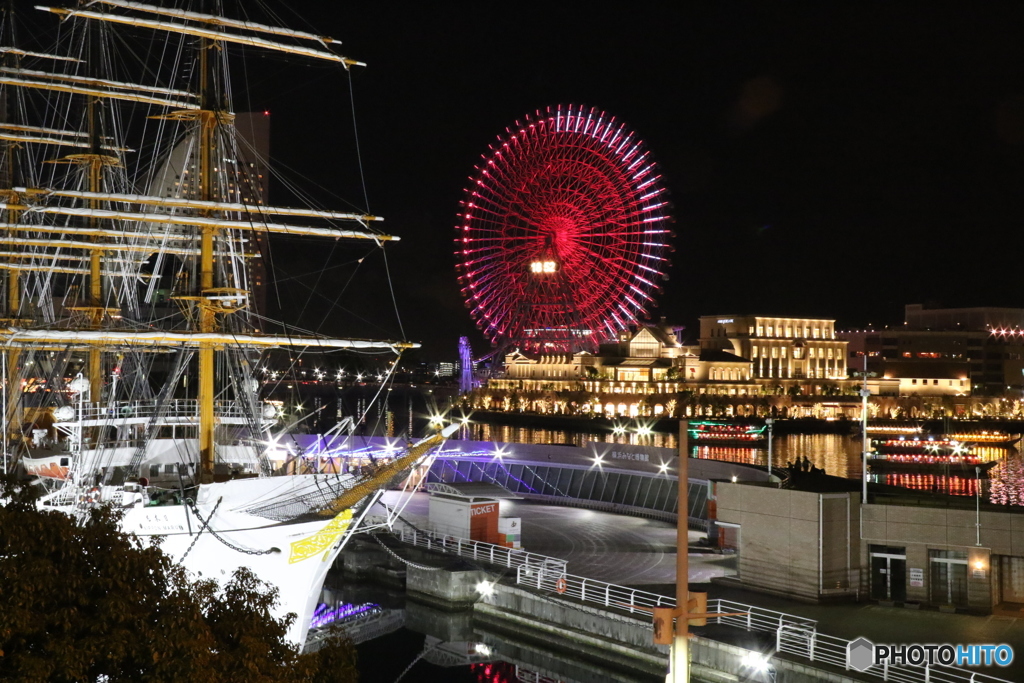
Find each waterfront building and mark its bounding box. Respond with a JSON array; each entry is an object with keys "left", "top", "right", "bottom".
[
  {"left": 841, "top": 304, "right": 1024, "bottom": 397},
  {"left": 482, "top": 318, "right": 862, "bottom": 418},
  {"left": 717, "top": 481, "right": 1023, "bottom": 615},
  {"left": 699, "top": 315, "right": 849, "bottom": 381}
]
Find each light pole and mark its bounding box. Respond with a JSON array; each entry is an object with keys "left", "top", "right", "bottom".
[
  {"left": 766, "top": 418, "right": 774, "bottom": 477},
  {"left": 853, "top": 357, "right": 876, "bottom": 506},
  {"left": 976, "top": 465, "right": 982, "bottom": 546}
]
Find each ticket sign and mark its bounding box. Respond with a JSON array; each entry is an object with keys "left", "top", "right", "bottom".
[
  {"left": 909, "top": 568, "right": 924, "bottom": 588},
  {"left": 470, "top": 502, "right": 499, "bottom": 544}
]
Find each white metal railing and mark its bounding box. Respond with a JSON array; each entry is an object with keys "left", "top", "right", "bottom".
[
  {"left": 769, "top": 622, "right": 1012, "bottom": 683},
  {"left": 507, "top": 570, "right": 1012, "bottom": 683},
  {"left": 514, "top": 564, "right": 675, "bottom": 615},
  {"left": 57, "top": 399, "right": 256, "bottom": 423},
  {"left": 391, "top": 526, "right": 567, "bottom": 575},
  {"left": 708, "top": 597, "right": 817, "bottom": 634}
]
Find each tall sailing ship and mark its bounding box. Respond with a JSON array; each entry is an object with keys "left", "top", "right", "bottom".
[{"left": 0, "top": 1, "right": 438, "bottom": 648}]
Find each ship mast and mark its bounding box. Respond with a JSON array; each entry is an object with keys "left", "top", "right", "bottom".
[
  {"left": 0, "top": 0, "right": 20, "bottom": 451},
  {"left": 84, "top": 10, "right": 111, "bottom": 401},
  {"left": 2, "top": 2, "right": 412, "bottom": 482},
  {"left": 196, "top": 26, "right": 219, "bottom": 481}
]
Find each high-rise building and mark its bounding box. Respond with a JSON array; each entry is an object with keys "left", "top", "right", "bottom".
[{"left": 233, "top": 112, "right": 271, "bottom": 319}]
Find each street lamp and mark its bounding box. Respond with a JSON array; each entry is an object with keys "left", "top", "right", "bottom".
[
  {"left": 852, "top": 357, "right": 877, "bottom": 505},
  {"left": 765, "top": 418, "right": 774, "bottom": 477}
]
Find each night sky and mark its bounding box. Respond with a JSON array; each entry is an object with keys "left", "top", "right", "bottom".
[{"left": 18, "top": 2, "right": 1024, "bottom": 360}]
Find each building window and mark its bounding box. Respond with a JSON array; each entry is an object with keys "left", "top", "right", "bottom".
[
  {"left": 912, "top": 379, "right": 917, "bottom": 384},
  {"left": 771, "top": 347, "right": 778, "bottom": 358},
  {"left": 757, "top": 326, "right": 764, "bottom": 336},
  {"left": 781, "top": 346, "right": 787, "bottom": 358},
  {"left": 752, "top": 345, "right": 758, "bottom": 358},
  {"left": 749, "top": 326, "right": 755, "bottom": 335}
]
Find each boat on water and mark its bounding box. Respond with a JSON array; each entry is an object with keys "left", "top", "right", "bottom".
[
  {"left": 872, "top": 432, "right": 1019, "bottom": 455},
  {"left": 867, "top": 453, "right": 998, "bottom": 476},
  {"left": 0, "top": 1, "right": 437, "bottom": 648},
  {"left": 688, "top": 420, "right": 766, "bottom": 446}
]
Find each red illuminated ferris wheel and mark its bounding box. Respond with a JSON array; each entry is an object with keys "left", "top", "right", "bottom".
[{"left": 455, "top": 105, "right": 673, "bottom": 353}]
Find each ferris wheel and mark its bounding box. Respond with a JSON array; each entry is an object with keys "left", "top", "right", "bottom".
[{"left": 455, "top": 104, "right": 673, "bottom": 354}]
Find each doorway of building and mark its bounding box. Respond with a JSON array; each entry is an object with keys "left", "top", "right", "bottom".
[
  {"left": 930, "top": 550, "right": 968, "bottom": 607},
  {"left": 870, "top": 545, "right": 907, "bottom": 602}
]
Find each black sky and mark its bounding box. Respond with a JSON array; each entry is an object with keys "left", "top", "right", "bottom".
[{"left": 20, "top": 2, "right": 1024, "bottom": 360}]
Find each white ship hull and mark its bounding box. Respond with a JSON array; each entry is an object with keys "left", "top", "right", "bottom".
[
  {"left": 43, "top": 473, "right": 364, "bottom": 648},
  {"left": 125, "top": 476, "right": 360, "bottom": 647}
]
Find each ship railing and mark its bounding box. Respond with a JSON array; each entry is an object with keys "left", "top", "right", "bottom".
[
  {"left": 505, "top": 571, "right": 1014, "bottom": 683},
  {"left": 386, "top": 525, "right": 567, "bottom": 576},
  {"left": 57, "top": 399, "right": 260, "bottom": 422}
]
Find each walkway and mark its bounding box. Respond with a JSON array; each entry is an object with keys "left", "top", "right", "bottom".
[{"left": 376, "top": 492, "right": 1024, "bottom": 680}]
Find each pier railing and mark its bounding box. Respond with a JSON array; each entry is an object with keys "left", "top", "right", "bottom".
[
  {"left": 766, "top": 620, "right": 1013, "bottom": 683},
  {"left": 389, "top": 526, "right": 567, "bottom": 576},
  {"left": 510, "top": 569, "right": 1012, "bottom": 683}
]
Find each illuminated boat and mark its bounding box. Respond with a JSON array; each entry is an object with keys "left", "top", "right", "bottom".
[
  {"left": 862, "top": 423, "right": 924, "bottom": 438},
  {"left": 871, "top": 436, "right": 961, "bottom": 454},
  {"left": 868, "top": 453, "right": 998, "bottom": 476},
  {"left": 944, "top": 430, "right": 1020, "bottom": 447},
  {"left": 688, "top": 421, "right": 766, "bottom": 445}
]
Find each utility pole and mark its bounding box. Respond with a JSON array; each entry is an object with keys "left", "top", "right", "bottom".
[
  {"left": 651, "top": 420, "right": 746, "bottom": 682},
  {"left": 670, "top": 419, "right": 691, "bottom": 682}
]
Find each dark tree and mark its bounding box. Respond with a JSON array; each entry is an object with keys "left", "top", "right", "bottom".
[{"left": 0, "top": 476, "right": 357, "bottom": 683}]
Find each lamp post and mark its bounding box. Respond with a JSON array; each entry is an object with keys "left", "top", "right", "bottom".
[
  {"left": 653, "top": 420, "right": 748, "bottom": 682},
  {"left": 671, "top": 419, "right": 691, "bottom": 683},
  {"left": 766, "top": 418, "right": 774, "bottom": 477},
  {"left": 976, "top": 465, "right": 982, "bottom": 546},
  {"left": 853, "top": 357, "right": 876, "bottom": 506}
]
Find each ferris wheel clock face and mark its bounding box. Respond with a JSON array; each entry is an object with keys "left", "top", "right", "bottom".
[{"left": 455, "top": 105, "right": 673, "bottom": 354}]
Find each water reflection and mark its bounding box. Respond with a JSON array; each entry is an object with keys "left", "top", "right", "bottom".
[
  {"left": 466, "top": 421, "right": 677, "bottom": 449},
  {"left": 327, "top": 581, "right": 660, "bottom": 683},
  {"left": 466, "top": 421, "right": 1024, "bottom": 504}
]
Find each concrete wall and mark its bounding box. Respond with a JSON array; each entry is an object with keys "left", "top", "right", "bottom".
[
  {"left": 407, "top": 565, "right": 492, "bottom": 610},
  {"left": 716, "top": 488, "right": 1024, "bottom": 612},
  {"left": 859, "top": 504, "right": 1022, "bottom": 610},
  {"left": 715, "top": 484, "right": 859, "bottom": 602}
]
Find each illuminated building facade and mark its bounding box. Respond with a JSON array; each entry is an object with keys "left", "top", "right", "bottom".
[
  {"left": 234, "top": 112, "right": 271, "bottom": 318},
  {"left": 699, "top": 315, "right": 848, "bottom": 380},
  {"left": 483, "top": 319, "right": 861, "bottom": 418},
  {"left": 842, "top": 304, "right": 1024, "bottom": 396}
]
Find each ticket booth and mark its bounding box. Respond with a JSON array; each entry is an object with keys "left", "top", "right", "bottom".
[{"left": 426, "top": 482, "right": 521, "bottom": 547}]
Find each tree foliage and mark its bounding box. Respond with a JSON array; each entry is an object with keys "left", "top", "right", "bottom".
[{"left": 0, "top": 476, "right": 358, "bottom": 683}]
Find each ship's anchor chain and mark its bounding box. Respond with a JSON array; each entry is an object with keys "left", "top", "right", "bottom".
[
  {"left": 370, "top": 533, "right": 443, "bottom": 571},
  {"left": 181, "top": 497, "right": 277, "bottom": 560}
]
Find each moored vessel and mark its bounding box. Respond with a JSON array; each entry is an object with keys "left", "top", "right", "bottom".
[{"left": 1, "top": 0, "right": 431, "bottom": 648}]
